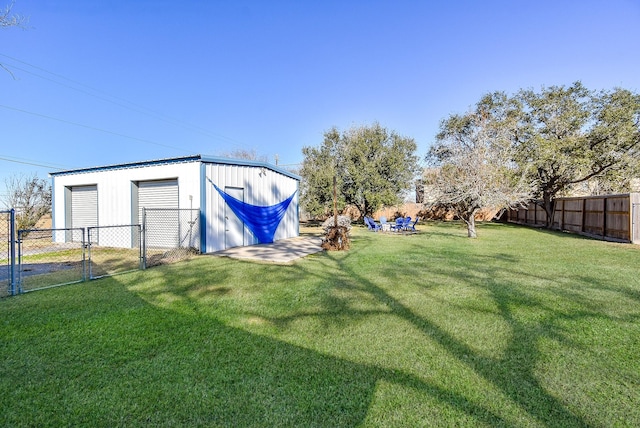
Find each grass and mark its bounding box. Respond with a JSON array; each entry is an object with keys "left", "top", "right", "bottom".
[{"left": 1, "top": 221, "right": 639, "bottom": 427}]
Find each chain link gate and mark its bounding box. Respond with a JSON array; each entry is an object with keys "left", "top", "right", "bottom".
[
  {"left": 17, "top": 228, "right": 86, "bottom": 293},
  {"left": 3, "top": 209, "right": 201, "bottom": 296},
  {"left": 87, "top": 225, "right": 142, "bottom": 279}
]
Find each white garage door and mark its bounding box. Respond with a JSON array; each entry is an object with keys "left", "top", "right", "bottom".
[
  {"left": 70, "top": 185, "right": 98, "bottom": 242},
  {"left": 71, "top": 185, "right": 98, "bottom": 228},
  {"left": 139, "top": 179, "right": 179, "bottom": 248}
]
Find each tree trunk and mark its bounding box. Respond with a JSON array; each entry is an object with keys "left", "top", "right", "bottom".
[
  {"left": 465, "top": 216, "right": 477, "bottom": 238},
  {"left": 462, "top": 208, "right": 479, "bottom": 238},
  {"left": 542, "top": 192, "right": 554, "bottom": 228}
]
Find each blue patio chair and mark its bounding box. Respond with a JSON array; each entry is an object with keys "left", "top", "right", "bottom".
[
  {"left": 364, "top": 216, "right": 381, "bottom": 231},
  {"left": 391, "top": 218, "right": 404, "bottom": 232},
  {"left": 407, "top": 217, "right": 419, "bottom": 231},
  {"left": 401, "top": 217, "right": 412, "bottom": 231}
]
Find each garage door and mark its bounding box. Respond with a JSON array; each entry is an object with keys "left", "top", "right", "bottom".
[
  {"left": 70, "top": 185, "right": 98, "bottom": 242},
  {"left": 139, "top": 179, "right": 179, "bottom": 248}
]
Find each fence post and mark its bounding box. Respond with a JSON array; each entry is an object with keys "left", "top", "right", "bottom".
[
  {"left": 87, "top": 228, "right": 92, "bottom": 280},
  {"left": 602, "top": 197, "right": 608, "bottom": 239},
  {"left": 9, "top": 209, "right": 17, "bottom": 295},
  {"left": 142, "top": 208, "right": 147, "bottom": 270},
  {"left": 17, "top": 229, "right": 23, "bottom": 294}
]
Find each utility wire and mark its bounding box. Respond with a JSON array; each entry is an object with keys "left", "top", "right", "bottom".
[
  {"left": 0, "top": 53, "right": 247, "bottom": 147},
  {"left": 0, "top": 155, "right": 66, "bottom": 170},
  {"left": 0, "top": 103, "right": 193, "bottom": 154}
]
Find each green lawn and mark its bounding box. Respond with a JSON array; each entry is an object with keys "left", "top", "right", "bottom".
[{"left": 1, "top": 222, "right": 639, "bottom": 427}]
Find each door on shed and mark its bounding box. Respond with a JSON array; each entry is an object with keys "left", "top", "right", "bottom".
[
  {"left": 138, "top": 179, "right": 179, "bottom": 248},
  {"left": 224, "top": 187, "right": 244, "bottom": 249},
  {"left": 69, "top": 185, "right": 98, "bottom": 242}
]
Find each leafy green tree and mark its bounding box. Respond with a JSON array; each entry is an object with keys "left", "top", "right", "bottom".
[
  {"left": 514, "top": 82, "right": 640, "bottom": 226},
  {"left": 426, "top": 93, "right": 533, "bottom": 238},
  {"left": 300, "top": 123, "right": 419, "bottom": 218}
]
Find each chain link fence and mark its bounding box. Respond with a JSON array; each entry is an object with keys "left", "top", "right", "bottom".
[
  {"left": 17, "top": 228, "right": 86, "bottom": 293},
  {"left": 1, "top": 208, "right": 201, "bottom": 296},
  {"left": 1, "top": 209, "right": 17, "bottom": 298},
  {"left": 143, "top": 208, "right": 200, "bottom": 268},
  {"left": 88, "top": 225, "right": 142, "bottom": 279}
]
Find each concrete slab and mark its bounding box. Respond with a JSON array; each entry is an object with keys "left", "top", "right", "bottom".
[{"left": 210, "top": 236, "right": 324, "bottom": 263}]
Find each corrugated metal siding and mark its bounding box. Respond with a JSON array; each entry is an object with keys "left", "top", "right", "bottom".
[
  {"left": 52, "top": 161, "right": 200, "bottom": 245},
  {"left": 51, "top": 158, "right": 299, "bottom": 252},
  {"left": 204, "top": 163, "right": 299, "bottom": 252}
]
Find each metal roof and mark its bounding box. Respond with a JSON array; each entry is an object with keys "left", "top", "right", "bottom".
[{"left": 50, "top": 154, "right": 301, "bottom": 180}]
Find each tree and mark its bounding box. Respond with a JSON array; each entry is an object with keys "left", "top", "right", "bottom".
[
  {"left": 1, "top": 1, "right": 26, "bottom": 27},
  {"left": 426, "top": 93, "right": 533, "bottom": 238},
  {"left": 1, "top": 1, "right": 29, "bottom": 77},
  {"left": 300, "top": 123, "right": 420, "bottom": 218},
  {"left": 2, "top": 174, "right": 51, "bottom": 230},
  {"left": 513, "top": 82, "right": 640, "bottom": 226},
  {"left": 219, "top": 148, "right": 269, "bottom": 163}
]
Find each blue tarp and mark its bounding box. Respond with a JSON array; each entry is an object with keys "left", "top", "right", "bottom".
[{"left": 212, "top": 183, "right": 297, "bottom": 244}]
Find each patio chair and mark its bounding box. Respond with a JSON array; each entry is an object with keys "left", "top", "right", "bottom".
[
  {"left": 401, "top": 217, "right": 412, "bottom": 231},
  {"left": 364, "top": 216, "right": 381, "bottom": 231},
  {"left": 391, "top": 218, "right": 404, "bottom": 232},
  {"left": 379, "top": 216, "right": 391, "bottom": 232},
  {"left": 407, "top": 217, "right": 420, "bottom": 231}
]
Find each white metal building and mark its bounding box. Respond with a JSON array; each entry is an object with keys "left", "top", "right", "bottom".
[{"left": 50, "top": 155, "right": 300, "bottom": 252}]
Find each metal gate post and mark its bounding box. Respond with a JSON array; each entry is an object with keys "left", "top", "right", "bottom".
[
  {"left": 87, "top": 228, "right": 92, "bottom": 280},
  {"left": 9, "top": 209, "right": 17, "bottom": 295},
  {"left": 142, "top": 208, "right": 147, "bottom": 270},
  {"left": 17, "top": 229, "right": 23, "bottom": 294}
]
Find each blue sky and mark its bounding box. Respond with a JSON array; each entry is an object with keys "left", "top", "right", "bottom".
[{"left": 1, "top": 0, "right": 640, "bottom": 204}]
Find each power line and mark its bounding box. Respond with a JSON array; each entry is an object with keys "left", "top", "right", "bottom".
[
  {"left": 0, "top": 53, "right": 248, "bottom": 147},
  {"left": 0, "top": 155, "right": 66, "bottom": 170},
  {"left": 0, "top": 103, "right": 193, "bottom": 153}
]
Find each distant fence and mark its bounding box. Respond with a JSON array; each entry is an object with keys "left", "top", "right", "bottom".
[
  {"left": 1, "top": 208, "right": 201, "bottom": 297},
  {"left": 506, "top": 193, "right": 640, "bottom": 244},
  {"left": 506, "top": 201, "right": 547, "bottom": 228}
]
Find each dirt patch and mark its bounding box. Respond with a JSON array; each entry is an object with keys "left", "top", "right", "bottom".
[{"left": 0, "top": 261, "right": 79, "bottom": 281}]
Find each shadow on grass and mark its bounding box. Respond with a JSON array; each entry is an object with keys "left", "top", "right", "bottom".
[
  {"left": 304, "top": 252, "right": 592, "bottom": 426},
  {"left": 8, "top": 223, "right": 638, "bottom": 425}
]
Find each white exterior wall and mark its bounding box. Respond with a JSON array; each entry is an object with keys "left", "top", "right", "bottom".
[
  {"left": 51, "top": 157, "right": 300, "bottom": 252},
  {"left": 203, "top": 162, "right": 299, "bottom": 252},
  {"left": 52, "top": 160, "right": 201, "bottom": 246}
]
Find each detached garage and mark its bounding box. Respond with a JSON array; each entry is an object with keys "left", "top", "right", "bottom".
[{"left": 50, "top": 155, "right": 300, "bottom": 253}]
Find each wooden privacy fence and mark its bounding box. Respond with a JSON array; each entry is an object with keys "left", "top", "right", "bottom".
[{"left": 506, "top": 193, "right": 640, "bottom": 244}]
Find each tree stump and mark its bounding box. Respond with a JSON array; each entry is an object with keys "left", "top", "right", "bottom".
[{"left": 321, "top": 226, "right": 350, "bottom": 251}]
